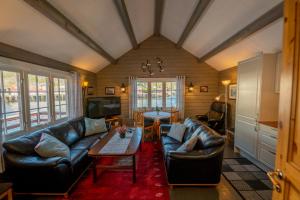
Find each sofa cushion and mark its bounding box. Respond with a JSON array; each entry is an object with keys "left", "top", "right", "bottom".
[
  {"left": 176, "top": 127, "right": 202, "bottom": 152},
  {"left": 71, "top": 134, "right": 100, "bottom": 150},
  {"left": 161, "top": 135, "right": 180, "bottom": 145},
  {"left": 182, "top": 122, "right": 202, "bottom": 143},
  {"left": 35, "top": 133, "right": 70, "bottom": 159},
  {"left": 70, "top": 149, "right": 88, "bottom": 166},
  {"left": 68, "top": 117, "right": 86, "bottom": 138},
  {"left": 167, "top": 124, "right": 186, "bottom": 142},
  {"left": 162, "top": 143, "right": 181, "bottom": 158},
  {"left": 3, "top": 129, "right": 49, "bottom": 155},
  {"left": 48, "top": 123, "right": 80, "bottom": 146},
  {"left": 85, "top": 118, "right": 107, "bottom": 136},
  {"left": 198, "top": 126, "right": 225, "bottom": 149}
]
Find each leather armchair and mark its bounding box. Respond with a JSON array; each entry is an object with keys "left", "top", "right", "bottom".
[
  {"left": 160, "top": 118, "right": 225, "bottom": 185},
  {"left": 196, "top": 101, "right": 228, "bottom": 134}
]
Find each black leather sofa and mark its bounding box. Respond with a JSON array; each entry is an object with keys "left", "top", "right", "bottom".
[
  {"left": 2, "top": 117, "right": 110, "bottom": 195},
  {"left": 160, "top": 118, "right": 225, "bottom": 185}
]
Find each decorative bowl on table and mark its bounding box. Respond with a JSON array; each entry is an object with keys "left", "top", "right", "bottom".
[{"left": 116, "top": 125, "right": 127, "bottom": 138}]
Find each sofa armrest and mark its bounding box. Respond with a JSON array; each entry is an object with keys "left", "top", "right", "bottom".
[
  {"left": 167, "top": 145, "right": 224, "bottom": 160},
  {"left": 160, "top": 124, "right": 172, "bottom": 135},
  {"left": 4, "top": 151, "right": 71, "bottom": 169}
]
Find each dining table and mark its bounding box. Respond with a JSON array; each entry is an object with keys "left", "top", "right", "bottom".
[{"left": 143, "top": 111, "right": 171, "bottom": 139}]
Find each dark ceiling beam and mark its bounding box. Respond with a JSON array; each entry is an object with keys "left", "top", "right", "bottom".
[
  {"left": 24, "top": 0, "right": 116, "bottom": 64},
  {"left": 0, "top": 42, "right": 95, "bottom": 76},
  {"left": 176, "top": 0, "right": 211, "bottom": 48},
  {"left": 154, "top": 0, "right": 164, "bottom": 36},
  {"left": 198, "top": 2, "right": 284, "bottom": 62},
  {"left": 114, "top": 0, "right": 138, "bottom": 49}
]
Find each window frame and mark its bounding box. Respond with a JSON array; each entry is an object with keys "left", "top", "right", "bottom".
[
  {"left": 0, "top": 58, "right": 73, "bottom": 140},
  {"left": 52, "top": 76, "right": 69, "bottom": 122},
  {"left": 135, "top": 78, "right": 177, "bottom": 110},
  {"left": 0, "top": 67, "right": 25, "bottom": 135}
]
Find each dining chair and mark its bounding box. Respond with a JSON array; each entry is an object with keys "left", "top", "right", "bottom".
[{"left": 142, "top": 116, "right": 154, "bottom": 141}]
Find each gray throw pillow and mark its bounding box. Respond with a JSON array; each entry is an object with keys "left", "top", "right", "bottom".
[
  {"left": 35, "top": 133, "right": 70, "bottom": 159},
  {"left": 177, "top": 127, "right": 202, "bottom": 152},
  {"left": 85, "top": 117, "right": 107, "bottom": 136},
  {"left": 167, "top": 123, "right": 186, "bottom": 142}
]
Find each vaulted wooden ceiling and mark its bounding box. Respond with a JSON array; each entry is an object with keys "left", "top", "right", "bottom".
[{"left": 0, "top": 0, "right": 283, "bottom": 73}]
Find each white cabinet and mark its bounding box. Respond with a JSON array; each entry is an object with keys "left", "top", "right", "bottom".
[
  {"left": 258, "top": 124, "right": 278, "bottom": 169},
  {"left": 235, "top": 54, "right": 279, "bottom": 165}
]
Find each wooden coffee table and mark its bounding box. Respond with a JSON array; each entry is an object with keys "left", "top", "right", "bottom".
[{"left": 88, "top": 127, "right": 142, "bottom": 183}]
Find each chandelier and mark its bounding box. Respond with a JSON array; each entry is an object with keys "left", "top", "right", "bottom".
[{"left": 141, "top": 57, "right": 165, "bottom": 76}]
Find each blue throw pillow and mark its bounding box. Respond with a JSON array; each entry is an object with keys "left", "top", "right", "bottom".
[{"left": 34, "top": 133, "right": 70, "bottom": 159}]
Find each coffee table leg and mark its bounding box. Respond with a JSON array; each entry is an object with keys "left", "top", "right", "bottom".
[
  {"left": 93, "top": 159, "right": 97, "bottom": 183},
  {"left": 132, "top": 155, "right": 136, "bottom": 183}
]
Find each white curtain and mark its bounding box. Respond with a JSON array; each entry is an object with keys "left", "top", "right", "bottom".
[
  {"left": 176, "top": 76, "right": 185, "bottom": 120},
  {"left": 0, "top": 96, "right": 4, "bottom": 172},
  {"left": 70, "top": 72, "right": 83, "bottom": 118},
  {"left": 128, "top": 76, "right": 137, "bottom": 119}
]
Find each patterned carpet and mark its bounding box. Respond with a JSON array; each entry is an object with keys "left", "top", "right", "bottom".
[{"left": 222, "top": 158, "right": 273, "bottom": 200}]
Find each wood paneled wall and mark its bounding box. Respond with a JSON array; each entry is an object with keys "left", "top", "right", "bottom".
[
  {"left": 218, "top": 66, "right": 237, "bottom": 129},
  {"left": 96, "top": 36, "right": 219, "bottom": 119}
]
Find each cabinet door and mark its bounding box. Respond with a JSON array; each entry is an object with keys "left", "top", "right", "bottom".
[
  {"left": 236, "top": 57, "right": 261, "bottom": 119},
  {"left": 235, "top": 117, "right": 257, "bottom": 157}
]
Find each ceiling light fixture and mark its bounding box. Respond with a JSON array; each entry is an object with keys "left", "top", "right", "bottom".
[{"left": 141, "top": 57, "right": 166, "bottom": 76}]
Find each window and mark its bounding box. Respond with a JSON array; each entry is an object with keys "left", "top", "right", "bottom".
[
  {"left": 28, "top": 74, "right": 50, "bottom": 127},
  {"left": 0, "top": 70, "right": 23, "bottom": 134},
  {"left": 151, "top": 82, "right": 163, "bottom": 108},
  {"left": 166, "top": 82, "right": 177, "bottom": 108},
  {"left": 136, "top": 81, "right": 148, "bottom": 108},
  {"left": 0, "top": 58, "right": 74, "bottom": 137},
  {"left": 54, "top": 78, "right": 68, "bottom": 120},
  {"left": 135, "top": 79, "right": 177, "bottom": 110}
]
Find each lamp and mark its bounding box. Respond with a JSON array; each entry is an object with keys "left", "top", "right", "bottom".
[
  {"left": 222, "top": 80, "right": 231, "bottom": 134},
  {"left": 82, "top": 81, "right": 89, "bottom": 98},
  {"left": 222, "top": 80, "right": 231, "bottom": 86},
  {"left": 188, "top": 82, "right": 194, "bottom": 92},
  {"left": 121, "top": 83, "right": 126, "bottom": 93}
]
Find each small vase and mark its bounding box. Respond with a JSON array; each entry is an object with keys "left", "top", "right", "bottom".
[{"left": 119, "top": 132, "right": 126, "bottom": 138}]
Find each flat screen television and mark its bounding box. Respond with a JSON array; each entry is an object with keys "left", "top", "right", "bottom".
[{"left": 86, "top": 97, "right": 121, "bottom": 118}]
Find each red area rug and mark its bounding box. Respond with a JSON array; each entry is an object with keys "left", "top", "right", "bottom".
[{"left": 66, "top": 142, "right": 170, "bottom": 200}]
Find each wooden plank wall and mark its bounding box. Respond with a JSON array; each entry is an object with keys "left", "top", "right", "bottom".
[
  {"left": 218, "top": 66, "right": 237, "bottom": 129},
  {"left": 96, "top": 36, "right": 219, "bottom": 119}
]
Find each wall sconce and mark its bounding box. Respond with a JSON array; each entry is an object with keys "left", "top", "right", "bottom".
[
  {"left": 188, "top": 82, "right": 194, "bottom": 92},
  {"left": 222, "top": 80, "right": 231, "bottom": 86},
  {"left": 121, "top": 83, "right": 126, "bottom": 93},
  {"left": 82, "top": 81, "right": 89, "bottom": 98}
]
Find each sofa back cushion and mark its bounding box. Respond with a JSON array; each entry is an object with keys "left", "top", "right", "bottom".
[
  {"left": 182, "top": 119, "right": 202, "bottom": 142},
  {"left": 3, "top": 129, "right": 50, "bottom": 155},
  {"left": 68, "top": 117, "right": 86, "bottom": 138},
  {"left": 48, "top": 123, "right": 80, "bottom": 146},
  {"left": 198, "top": 126, "right": 225, "bottom": 149}
]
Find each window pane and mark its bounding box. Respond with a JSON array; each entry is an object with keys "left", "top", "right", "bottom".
[
  {"left": 28, "top": 74, "right": 49, "bottom": 127},
  {"left": 6, "top": 112, "right": 22, "bottom": 134},
  {"left": 53, "top": 77, "right": 68, "bottom": 120},
  {"left": 136, "top": 81, "right": 148, "bottom": 108},
  {"left": 1, "top": 71, "right": 23, "bottom": 135},
  {"left": 166, "top": 82, "right": 177, "bottom": 108},
  {"left": 151, "top": 82, "right": 163, "bottom": 108}
]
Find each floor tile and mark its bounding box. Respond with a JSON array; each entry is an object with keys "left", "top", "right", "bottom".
[
  {"left": 231, "top": 180, "right": 252, "bottom": 191},
  {"left": 223, "top": 172, "right": 242, "bottom": 180},
  {"left": 256, "top": 190, "right": 273, "bottom": 200}
]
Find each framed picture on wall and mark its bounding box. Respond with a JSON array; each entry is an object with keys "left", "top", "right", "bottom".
[
  {"left": 105, "top": 87, "right": 115, "bottom": 95},
  {"left": 229, "top": 84, "right": 237, "bottom": 100},
  {"left": 200, "top": 86, "right": 208, "bottom": 92}
]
